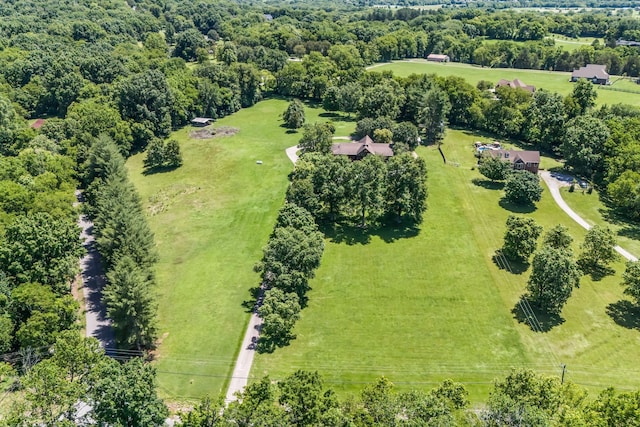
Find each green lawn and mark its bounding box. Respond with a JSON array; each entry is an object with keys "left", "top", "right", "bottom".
[
  {"left": 253, "top": 128, "right": 640, "bottom": 403},
  {"left": 127, "top": 98, "right": 640, "bottom": 405},
  {"left": 126, "top": 99, "right": 355, "bottom": 402},
  {"left": 561, "top": 187, "right": 640, "bottom": 258},
  {"left": 551, "top": 34, "right": 599, "bottom": 52},
  {"left": 481, "top": 36, "right": 599, "bottom": 52},
  {"left": 371, "top": 60, "right": 640, "bottom": 107}
]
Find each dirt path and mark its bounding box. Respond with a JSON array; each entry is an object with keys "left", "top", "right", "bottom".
[
  {"left": 75, "top": 190, "right": 116, "bottom": 352},
  {"left": 539, "top": 171, "right": 638, "bottom": 262}
]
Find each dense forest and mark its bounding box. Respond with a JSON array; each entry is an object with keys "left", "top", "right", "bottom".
[{"left": 1, "top": 0, "right": 640, "bottom": 423}]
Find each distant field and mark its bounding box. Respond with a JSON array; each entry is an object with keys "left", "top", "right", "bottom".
[
  {"left": 253, "top": 129, "right": 640, "bottom": 403},
  {"left": 481, "top": 35, "right": 598, "bottom": 52},
  {"left": 551, "top": 34, "right": 600, "bottom": 51},
  {"left": 126, "top": 99, "right": 355, "bottom": 402},
  {"left": 371, "top": 60, "right": 640, "bottom": 107}
]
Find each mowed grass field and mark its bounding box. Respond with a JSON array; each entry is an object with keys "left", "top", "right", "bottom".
[
  {"left": 561, "top": 187, "right": 640, "bottom": 258},
  {"left": 126, "top": 99, "right": 355, "bottom": 401},
  {"left": 371, "top": 60, "right": 640, "bottom": 107},
  {"left": 253, "top": 129, "right": 640, "bottom": 403}
]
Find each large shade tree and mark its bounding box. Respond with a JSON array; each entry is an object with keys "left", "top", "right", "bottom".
[
  {"left": 527, "top": 247, "right": 581, "bottom": 314},
  {"left": 504, "top": 170, "right": 543, "bottom": 205},
  {"left": 501, "top": 215, "right": 543, "bottom": 263}
]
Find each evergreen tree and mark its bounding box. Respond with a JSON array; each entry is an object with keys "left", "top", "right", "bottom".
[{"left": 104, "top": 256, "right": 158, "bottom": 350}]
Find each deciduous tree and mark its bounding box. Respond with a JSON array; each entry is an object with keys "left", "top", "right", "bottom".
[
  {"left": 504, "top": 170, "right": 543, "bottom": 205},
  {"left": 543, "top": 225, "right": 573, "bottom": 252},
  {"left": 298, "top": 122, "right": 334, "bottom": 155},
  {"left": 258, "top": 288, "right": 301, "bottom": 351},
  {"left": 622, "top": 261, "right": 640, "bottom": 306},
  {"left": 385, "top": 154, "right": 427, "bottom": 222},
  {"left": 527, "top": 247, "right": 581, "bottom": 313},
  {"left": 351, "top": 154, "right": 386, "bottom": 226},
  {"left": 479, "top": 155, "right": 512, "bottom": 181},
  {"left": 91, "top": 357, "right": 168, "bottom": 427},
  {"left": 283, "top": 99, "right": 305, "bottom": 130},
  {"left": 578, "top": 225, "right": 619, "bottom": 270},
  {"left": 501, "top": 215, "right": 543, "bottom": 262}
]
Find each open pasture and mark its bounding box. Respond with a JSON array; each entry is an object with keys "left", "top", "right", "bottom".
[
  {"left": 253, "top": 129, "right": 640, "bottom": 403},
  {"left": 372, "top": 60, "right": 640, "bottom": 107},
  {"left": 126, "top": 99, "right": 354, "bottom": 401}
]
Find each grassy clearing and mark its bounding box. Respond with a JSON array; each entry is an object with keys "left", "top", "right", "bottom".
[
  {"left": 371, "top": 60, "right": 640, "bottom": 107},
  {"left": 126, "top": 99, "right": 355, "bottom": 402},
  {"left": 253, "top": 128, "right": 640, "bottom": 403},
  {"left": 551, "top": 34, "right": 599, "bottom": 51}
]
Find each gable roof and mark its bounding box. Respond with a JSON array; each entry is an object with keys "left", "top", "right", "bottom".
[
  {"left": 495, "top": 78, "right": 536, "bottom": 93},
  {"left": 191, "top": 117, "right": 214, "bottom": 124},
  {"left": 487, "top": 149, "right": 540, "bottom": 165},
  {"left": 571, "top": 64, "right": 609, "bottom": 80},
  {"left": 427, "top": 53, "right": 449, "bottom": 60},
  {"left": 31, "top": 118, "right": 46, "bottom": 129},
  {"left": 331, "top": 135, "right": 394, "bottom": 158}
]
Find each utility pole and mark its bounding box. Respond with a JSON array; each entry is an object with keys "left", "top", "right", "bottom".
[{"left": 561, "top": 364, "right": 566, "bottom": 384}]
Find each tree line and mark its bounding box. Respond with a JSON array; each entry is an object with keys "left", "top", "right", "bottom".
[
  {"left": 181, "top": 366, "right": 640, "bottom": 426},
  {"left": 83, "top": 136, "right": 160, "bottom": 351},
  {"left": 288, "top": 152, "right": 428, "bottom": 226}
]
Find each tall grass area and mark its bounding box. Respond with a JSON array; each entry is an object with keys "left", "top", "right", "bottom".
[
  {"left": 126, "top": 99, "right": 355, "bottom": 401},
  {"left": 253, "top": 129, "right": 640, "bottom": 403},
  {"left": 372, "top": 61, "right": 640, "bottom": 107}
]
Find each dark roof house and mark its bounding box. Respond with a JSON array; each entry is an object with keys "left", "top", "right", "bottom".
[
  {"left": 331, "top": 135, "right": 394, "bottom": 160},
  {"left": 426, "top": 53, "right": 450, "bottom": 63},
  {"left": 485, "top": 149, "right": 540, "bottom": 174},
  {"left": 191, "top": 117, "right": 214, "bottom": 127},
  {"left": 571, "top": 64, "right": 609, "bottom": 85},
  {"left": 495, "top": 78, "right": 536, "bottom": 93}
]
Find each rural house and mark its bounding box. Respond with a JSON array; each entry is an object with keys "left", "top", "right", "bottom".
[
  {"left": 426, "top": 53, "right": 450, "bottom": 62},
  {"left": 570, "top": 64, "right": 609, "bottom": 85},
  {"left": 191, "top": 117, "right": 214, "bottom": 127},
  {"left": 486, "top": 149, "right": 540, "bottom": 174},
  {"left": 495, "top": 78, "right": 536, "bottom": 93},
  {"left": 331, "top": 135, "right": 394, "bottom": 161}
]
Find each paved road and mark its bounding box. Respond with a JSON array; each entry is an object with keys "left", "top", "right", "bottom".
[
  {"left": 224, "top": 311, "right": 263, "bottom": 402},
  {"left": 76, "top": 190, "right": 116, "bottom": 352},
  {"left": 539, "top": 172, "right": 638, "bottom": 262}
]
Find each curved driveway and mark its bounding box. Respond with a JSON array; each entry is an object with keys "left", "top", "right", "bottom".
[{"left": 539, "top": 171, "right": 637, "bottom": 262}]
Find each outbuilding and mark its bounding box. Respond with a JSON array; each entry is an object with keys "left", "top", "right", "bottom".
[
  {"left": 426, "top": 53, "right": 450, "bottom": 63},
  {"left": 191, "top": 117, "right": 214, "bottom": 127}
]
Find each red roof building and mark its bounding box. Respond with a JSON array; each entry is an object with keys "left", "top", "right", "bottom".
[{"left": 31, "top": 119, "right": 46, "bottom": 129}]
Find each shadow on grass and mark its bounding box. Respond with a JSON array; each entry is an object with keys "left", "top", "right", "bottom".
[
  {"left": 600, "top": 207, "right": 640, "bottom": 242},
  {"left": 472, "top": 178, "right": 504, "bottom": 190},
  {"left": 512, "top": 297, "right": 565, "bottom": 332},
  {"left": 320, "top": 222, "right": 420, "bottom": 245},
  {"left": 241, "top": 286, "right": 262, "bottom": 313},
  {"left": 142, "top": 165, "right": 180, "bottom": 176},
  {"left": 499, "top": 198, "right": 537, "bottom": 214},
  {"left": 606, "top": 300, "right": 640, "bottom": 330},
  {"left": 492, "top": 251, "right": 529, "bottom": 275},
  {"left": 319, "top": 112, "right": 356, "bottom": 122},
  {"left": 578, "top": 260, "right": 616, "bottom": 282}
]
